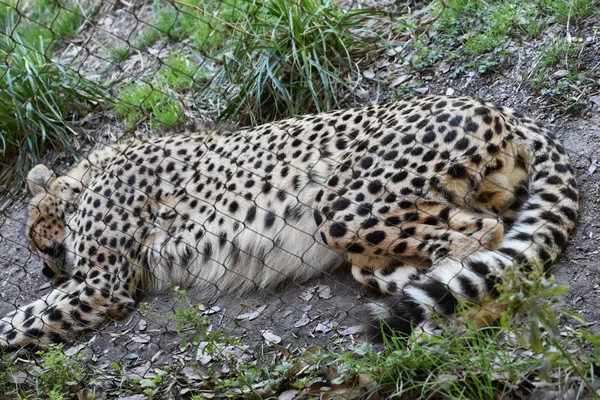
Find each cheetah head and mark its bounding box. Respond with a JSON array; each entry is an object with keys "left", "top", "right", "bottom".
[{"left": 26, "top": 164, "right": 82, "bottom": 284}]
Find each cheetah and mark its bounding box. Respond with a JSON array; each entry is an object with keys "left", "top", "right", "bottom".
[{"left": 0, "top": 95, "right": 578, "bottom": 348}]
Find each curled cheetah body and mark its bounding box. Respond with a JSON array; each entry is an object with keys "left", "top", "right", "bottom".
[{"left": 0, "top": 95, "right": 578, "bottom": 348}]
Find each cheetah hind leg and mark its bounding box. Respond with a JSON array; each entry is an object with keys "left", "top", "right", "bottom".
[
  {"left": 349, "top": 255, "right": 422, "bottom": 295},
  {"left": 319, "top": 195, "right": 504, "bottom": 264},
  {"left": 325, "top": 202, "right": 506, "bottom": 296}
]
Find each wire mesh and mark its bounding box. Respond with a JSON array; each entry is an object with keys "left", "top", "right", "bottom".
[{"left": 0, "top": 0, "right": 599, "bottom": 398}]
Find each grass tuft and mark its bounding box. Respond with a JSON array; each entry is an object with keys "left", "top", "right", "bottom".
[
  {"left": 0, "top": 13, "right": 108, "bottom": 190},
  {"left": 202, "top": 0, "right": 388, "bottom": 124}
]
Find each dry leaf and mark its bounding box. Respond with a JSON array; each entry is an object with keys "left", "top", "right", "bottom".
[
  {"left": 588, "top": 160, "right": 597, "bottom": 175},
  {"left": 314, "top": 321, "right": 333, "bottom": 334},
  {"left": 136, "top": 319, "right": 147, "bottom": 331},
  {"left": 279, "top": 389, "right": 299, "bottom": 400},
  {"left": 294, "top": 313, "right": 311, "bottom": 328},
  {"left": 300, "top": 289, "right": 314, "bottom": 302},
  {"left": 317, "top": 285, "right": 333, "bottom": 299},
  {"left": 203, "top": 306, "right": 221, "bottom": 315},
  {"left": 437, "top": 63, "right": 450, "bottom": 73},
  {"left": 262, "top": 330, "right": 282, "bottom": 344},
  {"left": 130, "top": 334, "right": 150, "bottom": 344},
  {"left": 196, "top": 342, "right": 212, "bottom": 364},
  {"left": 553, "top": 69, "right": 567, "bottom": 77},
  {"left": 340, "top": 326, "right": 362, "bottom": 336},
  {"left": 389, "top": 74, "right": 412, "bottom": 88},
  {"left": 236, "top": 305, "right": 267, "bottom": 320}
]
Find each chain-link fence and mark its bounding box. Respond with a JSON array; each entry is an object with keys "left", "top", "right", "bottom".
[{"left": 1, "top": 0, "right": 600, "bottom": 398}]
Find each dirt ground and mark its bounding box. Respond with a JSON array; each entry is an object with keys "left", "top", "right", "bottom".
[{"left": 0, "top": 0, "right": 599, "bottom": 397}]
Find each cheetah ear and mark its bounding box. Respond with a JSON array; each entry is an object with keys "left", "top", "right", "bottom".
[{"left": 27, "top": 164, "right": 56, "bottom": 195}]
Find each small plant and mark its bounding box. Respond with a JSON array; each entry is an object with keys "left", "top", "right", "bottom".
[
  {"left": 136, "top": 26, "right": 162, "bottom": 49},
  {"left": 33, "top": 343, "right": 88, "bottom": 397},
  {"left": 151, "top": 0, "right": 249, "bottom": 51},
  {"left": 204, "top": 0, "right": 388, "bottom": 124},
  {"left": 0, "top": 0, "right": 94, "bottom": 45}
]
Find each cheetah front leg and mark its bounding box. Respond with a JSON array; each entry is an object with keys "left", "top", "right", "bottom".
[{"left": 0, "top": 269, "right": 135, "bottom": 349}]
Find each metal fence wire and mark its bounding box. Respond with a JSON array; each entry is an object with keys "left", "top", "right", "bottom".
[{"left": 0, "top": 0, "right": 599, "bottom": 398}]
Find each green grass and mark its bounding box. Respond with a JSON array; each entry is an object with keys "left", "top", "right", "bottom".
[
  {"left": 529, "top": 38, "right": 585, "bottom": 94},
  {"left": 152, "top": 0, "right": 250, "bottom": 52},
  {"left": 196, "top": 0, "right": 389, "bottom": 124},
  {"left": 403, "top": 0, "right": 598, "bottom": 74},
  {"left": 135, "top": 25, "right": 162, "bottom": 49},
  {"left": 129, "top": 0, "right": 390, "bottom": 125},
  {"left": 121, "top": 266, "right": 599, "bottom": 398},
  {"left": 117, "top": 0, "right": 389, "bottom": 127},
  {"left": 109, "top": 43, "right": 133, "bottom": 63},
  {"left": 1, "top": 269, "right": 597, "bottom": 398},
  {"left": 538, "top": 0, "right": 598, "bottom": 22},
  {"left": 0, "top": 14, "right": 108, "bottom": 189},
  {"left": 115, "top": 53, "right": 200, "bottom": 129},
  {"left": 0, "top": 0, "right": 93, "bottom": 46}
]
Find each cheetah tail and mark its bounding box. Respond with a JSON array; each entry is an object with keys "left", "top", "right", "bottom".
[{"left": 366, "top": 124, "right": 579, "bottom": 341}]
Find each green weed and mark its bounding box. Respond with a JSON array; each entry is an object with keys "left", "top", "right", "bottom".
[
  {"left": 117, "top": 0, "right": 391, "bottom": 126},
  {"left": 0, "top": 0, "right": 93, "bottom": 45},
  {"left": 34, "top": 344, "right": 88, "bottom": 396},
  {"left": 0, "top": 344, "right": 89, "bottom": 398},
  {"left": 136, "top": 26, "right": 162, "bottom": 49},
  {"left": 151, "top": 0, "right": 249, "bottom": 52},
  {"left": 116, "top": 80, "right": 184, "bottom": 129},
  {"left": 144, "top": 268, "right": 600, "bottom": 398},
  {"left": 288, "top": 264, "right": 600, "bottom": 398},
  {"left": 423, "top": 1, "right": 547, "bottom": 72},
  {"left": 405, "top": 0, "right": 596, "bottom": 76}
]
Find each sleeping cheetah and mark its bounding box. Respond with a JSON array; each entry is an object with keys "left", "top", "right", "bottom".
[{"left": 0, "top": 95, "right": 578, "bottom": 348}]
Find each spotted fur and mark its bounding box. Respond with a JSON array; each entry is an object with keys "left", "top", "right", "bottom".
[{"left": 0, "top": 95, "right": 578, "bottom": 348}]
